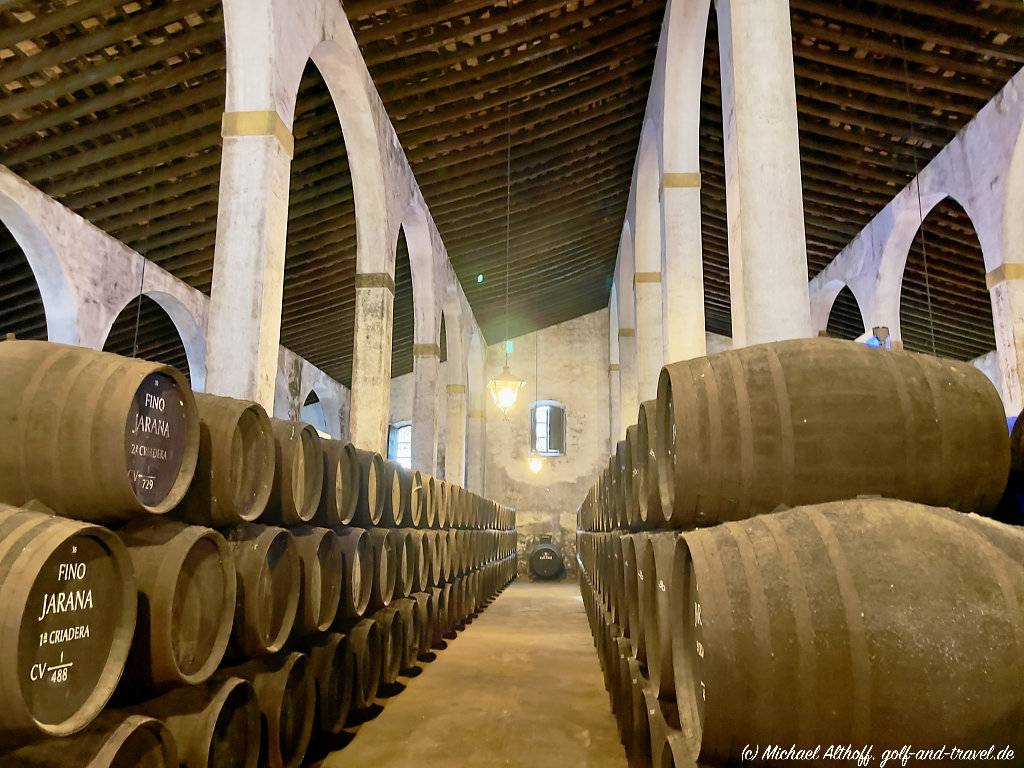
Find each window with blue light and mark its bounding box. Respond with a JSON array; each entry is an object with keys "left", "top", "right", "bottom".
[{"left": 388, "top": 422, "right": 412, "bottom": 469}]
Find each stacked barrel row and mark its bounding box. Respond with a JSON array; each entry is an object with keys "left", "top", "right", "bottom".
[
  {"left": 0, "top": 340, "right": 517, "bottom": 768},
  {"left": 577, "top": 338, "right": 1024, "bottom": 767}
]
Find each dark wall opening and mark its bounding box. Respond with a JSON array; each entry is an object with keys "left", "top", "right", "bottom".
[
  {"left": 0, "top": 221, "right": 47, "bottom": 340},
  {"left": 103, "top": 295, "right": 190, "bottom": 383},
  {"left": 391, "top": 228, "right": 414, "bottom": 377},
  {"left": 899, "top": 198, "right": 995, "bottom": 361},
  {"left": 826, "top": 286, "right": 864, "bottom": 341}
]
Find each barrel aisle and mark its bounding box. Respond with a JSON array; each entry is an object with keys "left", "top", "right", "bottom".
[{"left": 317, "top": 581, "right": 627, "bottom": 768}]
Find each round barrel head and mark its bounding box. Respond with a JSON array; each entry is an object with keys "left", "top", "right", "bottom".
[{"left": 125, "top": 373, "right": 189, "bottom": 507}]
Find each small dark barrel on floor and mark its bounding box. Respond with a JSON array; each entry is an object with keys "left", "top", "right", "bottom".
[
  {"left": 224, "top": 524, "right": 299, "bottom": 658},
  {"left": 0, "top": 712, "right": 177, "bottom": 768},
  {"left": 0, "top": 504, "right": 137, "bottom": 743},
  {"left": 130, "top": 676, "right": 260, "bottom": 768},
  {"left": 336, "top": 527, "right": 371, "bottom": 619},
  {"left": 177, "top": 393, "right": 275, "bottom": 526},
  {"left": 353, "top": 449, "right": 386, "bottom": 527},
  {"left": 295, "top": 632, "right": 355, "bottom": 736},
  {"left": 219, "top": 652, "right": 314, "bottom": 768},
  {"left": 656, "top": 338, "right": 1011, "bottom": 528},
  {"left": 264, "top": 420, "right": 323, "bottom": 526},
  {"left": 289, "top": 527, "right": 344, "bottom": 637},
  {"left": 347, "top": 619, "right": 382, "bottom": 709},
  {"left": 313, "top": 440, "right": 360, "bottom": 528},
  {"left": 118, "top": 518, "right": 235, "bottom": 689},
  {"left": 670, "top": 499, "right": 1024, "bottom": 765},
  {"left": 0, "top": 341, "right": 199, "bottom": 520},
  {"left": 527, "top": 541, "right": 564, "bottom": 580}
]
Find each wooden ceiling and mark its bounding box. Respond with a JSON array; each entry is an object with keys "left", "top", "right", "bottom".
[{"left": 0, "top": 0, "right": 1020, "bottom": 383}]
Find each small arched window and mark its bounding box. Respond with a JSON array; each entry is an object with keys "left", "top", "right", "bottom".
[
  {"left": 530, "top": 401, "right": 566, "bottom": 456},
  {"left": 388, "top": 421, "right": 412, "bottom": 469}
]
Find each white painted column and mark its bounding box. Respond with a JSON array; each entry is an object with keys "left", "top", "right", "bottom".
[
  {"left": 206, "top": 113, "right": 293, "bottom": 410},
  {"left": 349, "top": 273, "right": 395, "bottom": 453},
  {"left": 444, "top": 384, "right": 467, "bottom": 485},
  {"left": 609, "top": 362, "right": 622, "bottom": 454},
  {"left": 411, "top": 344, "right": 440, "bottom": 472},
  {"left": 989, "top": 267, "right": 1024, "bottom": 415},
  {"left": 634, "top": 274, "right": 664, "bottom": 402},
  {"left": 466, "top": 404, "right": 485, "bottom": 493},
  {"left": 662, "top": 176, "right": 708, "bottom": 363},
  {"left": 717, "top": 0, "right": 811, "bottom": 346},
  {"left": 618, "top": 328, "right": 640, "bottom": 433}
]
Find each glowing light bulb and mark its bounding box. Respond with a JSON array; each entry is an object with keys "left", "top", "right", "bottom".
[
  {"left": 496, "top": 385, "right": 518, "bottom": 411},
  {"left": 528, "top": 456, "right": 544, "bottom": 474}
]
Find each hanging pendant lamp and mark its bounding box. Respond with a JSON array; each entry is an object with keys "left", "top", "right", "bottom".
[{"left": 488, "top": 76, "right": 525, "bottom": 415}]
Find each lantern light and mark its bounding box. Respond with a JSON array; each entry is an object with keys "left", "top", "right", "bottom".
[{"left": 488, "top": 364, "right": 526, "bottom": 414}]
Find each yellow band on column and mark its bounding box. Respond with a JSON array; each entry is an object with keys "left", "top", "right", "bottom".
[
  {"left": 618, "top": 327, "right": 635, "bottom": 338},
  {"left": 987, "top": 263, "right": 1024, "bottom": 290},
  {"left": 608, "top": 363, "right": 620, "bottom": 372},
  {"left": 468, "top": 409, "right": 485, "bottom": 419},
  {"left": 413, "top": 343, "right": 441, "bottom": 357},
  {"left": 662, "top": 172, "right": 701, "bottom": 189},
  {"left": 355, "top": 273, "right": 396, "bottom": 294},
  {"left": 447, "top": 384, "right": 466, "bottom": 394},
  {"left": 634, "top": 272, "right": 661, "bottom": 285},
  {"left": 222, "top": 111, "right": 295, "bottom": 158}
]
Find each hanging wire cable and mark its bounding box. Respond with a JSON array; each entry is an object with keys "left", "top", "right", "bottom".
[
  {"left": 131, "top": 177, "right": 156, "bottom": 359},
  {"left": 503, "top": 73, "right": 513, "bottom": 366},
  {"left": 895, "top": 13, "right": 938, "bottom": 356}
]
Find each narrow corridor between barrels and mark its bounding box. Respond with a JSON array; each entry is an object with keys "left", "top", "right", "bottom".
[{"left": 314, "top": 582, "right": 625, "bottom": 768}]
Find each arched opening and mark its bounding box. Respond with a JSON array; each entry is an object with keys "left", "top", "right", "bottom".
[
  {"left": 102, "top": 295, "right": 191, "bottom": 383},
  {"left": 439, "top": 313, "right": 448, "bottom": 364},
  {"left": 826, "top": 286, "right": 865, "bottom": 341},
  {"left": 899, "top": 198, "right": 995, "bottom": 361},
  {"left": 279, "top": 60, "right": 357, "bottom": 386},
  {"left": 0, "top": 220, "right": 47, "bottom": 340},
  {"left": 301, "top": 390, "right": 330, "bottom": 435},
  {"left": 391, "top": 227, "right": 414, "bottom": 377}
]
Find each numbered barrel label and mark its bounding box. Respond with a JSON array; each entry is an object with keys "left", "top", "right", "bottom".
[
  {"left": 20, "top": 535, "right": 119, "bottom": 724},
  {"left": 125, "top": 373, "right": 188, "bottom": 506}
]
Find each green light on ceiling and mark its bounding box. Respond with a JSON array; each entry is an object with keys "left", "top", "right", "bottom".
[
  {"left": 505, "top": 340, "right": 514, "bottom": 354},
  {"left": 477, "top": 273, "right": 484, "bottom": 284}
]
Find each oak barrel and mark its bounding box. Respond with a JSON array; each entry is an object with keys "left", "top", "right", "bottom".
[
  {"left": 0, "top": 504, "right": 136, "bottom": 742},
  {"left": 296, "top": 632, "right": 355, "bottom": 736},
  {"left": 638, "top": 532, "right": 676, "bottom": 700},
  {"left": 410, "top": 470, "right": 430, "bottom": 528},
  {"left": 289, "top": 526, "right": 343, "bottom": 637},
  {"left": 353, "top": 448, "right": 386, "bottom": 527},
  {"left": 379, "top": 460, "right": 406, "bottom": 527},
  {"left": 219, "top": 652, "right": 314, "bottom": 768},
  {"left": 118, "top": 519, "right": 235, "bottom": 689},
  {"left": 635, "top": 399, "right": 667, "bottom": 528},
  {"left": 347, "top": 619, "right": 382, "bottom": 709},
  {"left": 335, "top": 527, "right": 371, "bottom": 620},
  {"left": 670, "top": 499, "right": 1024, "bottom": 764},
  {"left": 264, "top": 421, "right": 323, "bottom": 526},
  {"left": 177, "top": 393, "right": 274, "bottom": 527},
  {"left": 656, "top": 338, "right": 1010, "bottom": 527},
  {"left": 0, "top": 341, "right": 199, "bottom": 520},
  {"left": 366, "top": 528, "right": 396, "bottom": 610},
  {"left": 371, "top": 606, "right": 405, "bottom": 686},
  {"left": 131, "top": 676, "right": 260, "bottom": 768},
  {"left": 224, "top": 524, "right": 299, "bottom": 658},
  {"left": 313, "top": 440, "right": 359, "bottom": 528}
]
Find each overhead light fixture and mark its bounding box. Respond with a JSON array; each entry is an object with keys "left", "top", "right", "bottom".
[
  {"left": 487, "top": 75, "right": 524, "bottom": 415},
  {"left": 477, "top": 273, "right": 484, "bottom": 284},
  {"left": 528, "top": 456, "right": 544, "bottom": 474}
]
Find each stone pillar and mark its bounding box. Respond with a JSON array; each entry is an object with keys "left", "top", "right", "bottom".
[
  {"left": 717, "top": 0, "right": 811, "bottom": 346},
  {"left": 609, "top": 362, "right": 622, "bottom": 454},
  {"left": 444, "top": 383, "right": 467, "bottom": 485},
  {"left": 662, "top": 175, "right": 708, "bottom": 363},
  {"left": 989, "top": 265, "right": 1024, "bottom": 415},
  {"left": 466, "top": 404, "right": 485, "bottom": 493},
  {"left": 349, "top": 273, "right": 395, "bottom": 453},
  {"left": 411, "top": 344, "right": 440, "bottom": 472},
  {"left": 206, "top": 111, "right": 293, "bottom": 410},
  {"left": 634, "top": 273, "right": 664, "bottom": 402},
  {"left": 618, "top": 328, "right": 640, "bottom": 434}
]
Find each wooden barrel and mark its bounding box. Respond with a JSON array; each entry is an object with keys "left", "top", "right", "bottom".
[
  {"left": 366, "top": 529, "right": 396, "bottom": 610},
  {"left": 296, "top": 632, "right": 354, "bottom": 736},
  {"left": 406, "top": 530, "right": 429, "bottom": 593},
  {"left": 379, "top": 460, "right": 406, "bottom": 527},
  {"left": 423, "top": 476, "right": 439, "bottom": 528},
  {"left": 389, "top": 529, "right": 417, "bottom": 599},
  {"left": 424, "top": 531, "right": 441, "bottom": 588},
  {"left": 264, "top": 421, "right": 323, "bottom": 527},
  {"left": 224, "top": 524, "right": 299, "bottom": 658},
  {"left": 313, "top": 440, "right": 359, "bottom": 528},
  {"left": 131, "top": 676, "right": 260, "bottom": 768},
  {"left": 435, "top": 481, "right": 450, "bottom": 529},
  {"left": 670, "top": 499, "right": 1024, "bottom": 764},
  {"left": 0, "top": 504, "right": 136, "bottom": 742},
  {"left": 656, "top": 338, "right": 1010, "bottom": 527},
  {"left": 445, "top": 529, "right": 458, "bottom": 582},
  {"left": 617, "top": 534, "right": 642, "bottom": 661},
  {"left": 643, "top": 687, "right": 682, "bottom": 768},
  {"left": 396, "top": 465, "right": 420, "bottom": 528},
  {"left": 394, "top": 598, "right": 420, "bottom": 671},
  {"left": 336, "top": 527, "right": 371, "bottom": 619},
  {"left": 219, "top": 652, "right": 314, "bottom": 768},
  {"left": 353, "top": 449, "right": 386, "bottom": 527},
  {"left": 289, "top": 527, "right": 343, "bottom": 637},
  {"left": 411, "top": 592, "right": 433, "bottom": 659},
  {"left": 177, "top": 393, "right": 274, "bottom": 527},
  {"left": 347, "top": 619, "right": 381, "bottom": 709},
  {"left": 429, "top": 586, "right": 448, "bottom": 645},
  {"left": 118, "top": 519, "right": 235, "bottom": 689},
  {"left": 410, "top": 470, "right": 430, "bottom": 528},
  {"left": 371, "top": 606, "right": 405, "bottom": 686},
  {"left": 622, "top": 428, "right": 641, "bottom": 529},
  {"left": 639, "top": 531, "right": 676, "bottom": 700},
  {"left": 0, "top": 712, "right": 177, "bottom": 768},
  {"left": 635, "top": 399, "right": 667, "bottom": 529},
  {"left": 0, "top": 341, "right": 199, "bottom": 520}
]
